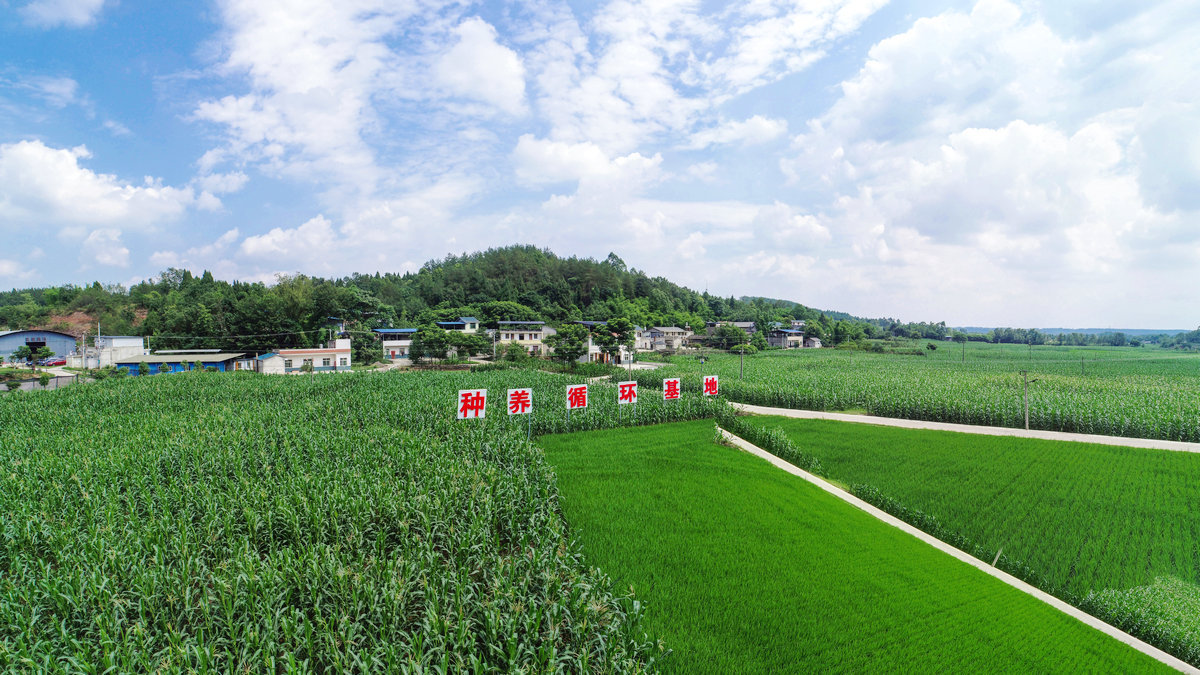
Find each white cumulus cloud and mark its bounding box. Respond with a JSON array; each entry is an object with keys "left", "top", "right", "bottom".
[
  {"left": 0, "top": 140, "right": 203, "bottom": 229},
  {"left": 435, "top": 18, "right": 527, "bottom": 116}
]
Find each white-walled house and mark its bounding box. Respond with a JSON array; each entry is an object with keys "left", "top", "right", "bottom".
[
  {"left": 767, "top": 329, "right": 805, "bottom": 349},
  {"left": 496, "top": 321, "right": 555, "bottom": 356},
  {"left": 648, "top": 326, "right": 688, "bottom": 350},
  {"left": 634, "top": 326, "right": 653, "bottom": 351},
  {"left": 258, "top": 339, "right": 353, "bottom": 374},
  {"left": 573, "top": 321, "right": 633, "bottom": 364},
  {"left": 436, "top": 317, "right": 480, "bottom": 332},
  {"left": 375, "top": 328, "right": 417, "bottom": 359}
]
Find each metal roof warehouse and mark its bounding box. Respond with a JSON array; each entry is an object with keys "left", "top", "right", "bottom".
[{"left": 113, "top": 352, "right": 246, "bottom": 375}]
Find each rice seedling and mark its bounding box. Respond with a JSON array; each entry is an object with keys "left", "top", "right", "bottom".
[{"left": 539, "top": 420, "right": 1168, "bottom": 673}]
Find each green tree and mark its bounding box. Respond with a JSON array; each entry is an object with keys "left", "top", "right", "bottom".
[
  {"left": 712, "top": 324, "right": 745, "bottom": 350},
  {"left": 501, "top": 340, "right": 530, "bottom": 363},
  {"left": 12, "top": 345, "right": 52, "bottom": 372},
  {"left": 545, "top": 323, "right": 590, "bottom": 369},
  {"left": 411, "top": 325, "right": 451, "bottom": 363},
  {"left": 730, "top": 343, "right": 757, "bottom": 355},
  {"left": 592, "top": 317, "right": 636, "bottom": 363},
  {"left": 750, "top": 330, "right": 769, "bottom": 351},
  {"left": 449, "top": 331, "right": 489, "bottom": 358}
]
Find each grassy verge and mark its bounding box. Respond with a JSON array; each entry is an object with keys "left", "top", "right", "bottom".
[
  {"left": 539, "top": 420, "right": 1168, "bottom": 672},
  {"left": 743, "top": 415, "right": 1200, "bottom": 665}
]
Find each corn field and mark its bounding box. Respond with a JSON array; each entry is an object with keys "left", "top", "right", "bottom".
[
  {"left": 628, "top": 345, "right": 1200, "bottom": 442},
  {"left": 0, "top": 370, "right": 723, "bottom": 672}
]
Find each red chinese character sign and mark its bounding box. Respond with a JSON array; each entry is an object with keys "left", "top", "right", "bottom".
[
  {"left": 703, "top": 375, "right": 719, "bottom": 396},
  {"left": 567, "top": 384, "right": 588, "bottom": 410},
  {"left": 457, "top": 389, "right": 487, "bottom": 419},
  {"left": 507, "top": 388, "right": 532, "bottom": 415},
  {"left": 663, "top": 378, "right": 681, "bottom": 400},
  {"left": 618, "top": 381, "right": 638, "bottom": 405}
]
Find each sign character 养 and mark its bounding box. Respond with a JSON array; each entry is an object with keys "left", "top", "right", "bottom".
[{"left": 508, "top": 388, "right": 532, "bottom": 415}]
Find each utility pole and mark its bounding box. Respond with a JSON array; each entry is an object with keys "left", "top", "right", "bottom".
[
  {"left": 1021, "top": 370, "right": 1039, "bottom": 430},
  {"left": 961, "top": 338, "right": 965, "bottom": 364},
  {"left": 739, "top": 349, "right": 744, "bottom": 379}
]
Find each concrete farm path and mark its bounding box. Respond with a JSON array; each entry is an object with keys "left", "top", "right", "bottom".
[
  {"left": 715, "top": 427, "right": 1200, "bottom": 674},
  {"left": 732, "top": 403, "right": 1200, "bottom": 454}
]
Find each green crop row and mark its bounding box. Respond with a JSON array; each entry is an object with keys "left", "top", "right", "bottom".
[
  {"left": 0, "top": 370, "right": 723, "bottom": 672},
  {"left": 623, "top": 345, "right": 1200, "bottom": 442}
]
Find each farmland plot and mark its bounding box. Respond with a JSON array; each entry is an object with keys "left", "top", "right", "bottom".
[
  {"left": 745, "top": 415, "right": 1200, "bottom": 666},
  {"left": 0, "top": 370, "right": 721, "bottom": 672},
  {"left": 624, "top": 345, "right": 1200, "bottom": 442},
  {"left": 540, "top": 420, "right": 1169, "bottom": 673}
]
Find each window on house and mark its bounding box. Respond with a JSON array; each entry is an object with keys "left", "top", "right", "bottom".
[
  {"left": 284, "top": 359, "right": 293, "bottom": 369},
  {"left": 339, "top": 358, "right": 348, "bottom": 366},
  {"left": 303, "top": 359, "right": 313, "bottom": 368},
  {"left": 322, "top": 358, "right": 331, "bottom": 367},
  {"left": 519, "top": 333, "right": 525, "bottom": 341}
]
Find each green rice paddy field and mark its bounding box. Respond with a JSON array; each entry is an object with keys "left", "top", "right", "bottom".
[
  {"left": 744, "top": 415, "right": 1200, "bottom": 665},
  {"left": 540, "top": 420, "right": 1167, "bottom": 673}
]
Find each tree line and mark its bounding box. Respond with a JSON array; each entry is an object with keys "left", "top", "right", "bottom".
[{"left": 1, "top": 245, "right": 923, "bottom": 361}]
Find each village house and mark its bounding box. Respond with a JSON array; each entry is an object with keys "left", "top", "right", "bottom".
[
  {"left": 767, "top": 329, "right": 805, "bottom": 349},
  {"left": 257, "top": 339, "right": 353, "bottom": 374},
  {"left": 374, "top": 328, "right": 417, "bottom": 360},
  {"left": 634, "top": 326, "right": 653, "bottom": 351},
  {"left": 496, "top": 321, "right": 555, "bottom": 356},
  {"left": 436, "top": 317, "right": 480, "bottom": 332},
  {"left": 572, "top": 321, "right": 634, "bottom": 364},
  {"left": 705, "top": 321, "right": 757, "bottom": 337},
  {"left": 648, "top": 326, "right": 688, "bottom": 351}
]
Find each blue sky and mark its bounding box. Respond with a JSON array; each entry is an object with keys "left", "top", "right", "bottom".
[{"left": 2, "top": 0, "right": 1198, "bottom": 328}]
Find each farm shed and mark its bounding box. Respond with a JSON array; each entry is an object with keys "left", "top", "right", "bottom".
[
  {"left": 0, "top": 329, "right": 78, "bottom": 363},
  {"left": 114, "top": 352, "right": 246, "bottom": 375}
]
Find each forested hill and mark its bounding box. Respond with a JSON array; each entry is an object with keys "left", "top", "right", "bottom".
[
  {"left": 740, "top": 296, "right": 898, "bottom": 327},
  {"left": 0, "top": 245, "right": 895, "bottom": 353}
]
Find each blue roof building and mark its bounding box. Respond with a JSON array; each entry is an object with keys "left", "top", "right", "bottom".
[{"left": 0, "top": 329, "right": 78, "bottom": 363}]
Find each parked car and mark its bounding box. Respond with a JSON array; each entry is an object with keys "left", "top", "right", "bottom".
[{"left": 39, "top": 358, "right": 67, "bottom": 366}]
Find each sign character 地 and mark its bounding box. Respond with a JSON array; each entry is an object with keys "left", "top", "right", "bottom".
[
  {"left": 663, "top": 378, "right": 681, "bottom": 400},
  {"left": 457, "top": 389, "right": 488, "bottom": 419},
  {"left": 508, "top": 388, "right": 532, "bottom": 415},
  {"left": 567, "top": 384, "right": 588, "bottom": 410},
  {"left": 703, "top": 375, "right": 719, "bottom": 396},
  {"left": 618, "top": 381, "right": 638, "bottom": 405}
]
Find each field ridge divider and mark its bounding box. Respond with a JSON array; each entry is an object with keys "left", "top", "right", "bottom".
[
  {"left": 715, "top": 425, "right": 1200, "bottom": 674},
  {"left": 730, "top": 403, "right": 1200, "bottom": 454}
]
